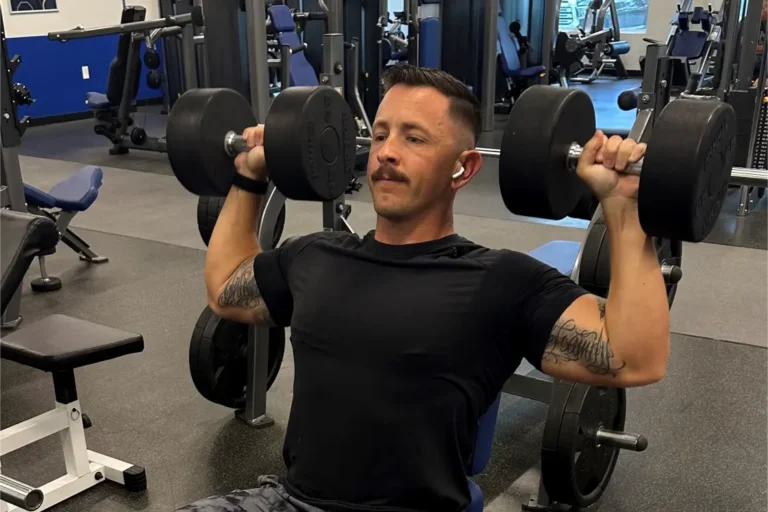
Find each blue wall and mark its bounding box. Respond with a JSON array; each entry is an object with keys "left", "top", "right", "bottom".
[{"left": 6, "top": 35, "right": 164, "bottom": 119}]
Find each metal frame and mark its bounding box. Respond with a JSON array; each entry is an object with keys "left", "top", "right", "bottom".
[
  {"left": 1, "top": 7, "right": 27, "bottom": 328},
  {"left": 236, "top": 0, "right": 358, "bottom": 428},
  {"left": 0, "top": 370, "right": 141, "bottom": 511}
]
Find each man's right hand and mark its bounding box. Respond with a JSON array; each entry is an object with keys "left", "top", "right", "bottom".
[{"left": 235, "top": 126, "right": 269, "bottom": 181}]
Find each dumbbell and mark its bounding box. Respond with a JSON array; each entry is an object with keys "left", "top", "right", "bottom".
[
  {"left": 498, "top": 86, "right": 736, "bottom": 242},
  {"left": 165, "top": 86, "right": 356, "bottom": 202}
]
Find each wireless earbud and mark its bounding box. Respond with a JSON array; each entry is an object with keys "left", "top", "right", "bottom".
[{"left": 452, "top": 166, "right": 465, "bottom": 180}]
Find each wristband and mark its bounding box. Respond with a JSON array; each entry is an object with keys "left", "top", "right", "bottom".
[{"left": 232, "top": 173, "right": 269, "bottom": 195}]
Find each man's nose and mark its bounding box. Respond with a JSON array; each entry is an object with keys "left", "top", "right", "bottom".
[{"left": 377, "top": 138, "right": 400, "bottom": 165}]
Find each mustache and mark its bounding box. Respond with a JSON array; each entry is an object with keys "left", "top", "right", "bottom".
[{"left": 371, "top": 166, "right": 409, "bottom": 183}]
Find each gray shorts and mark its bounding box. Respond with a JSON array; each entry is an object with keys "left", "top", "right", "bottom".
[{"left": 176, "top": 475, "right": 325, "bottom": 512}]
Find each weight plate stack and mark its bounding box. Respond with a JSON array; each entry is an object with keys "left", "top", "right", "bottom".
[
  {"left": 189, "top": 306, "right": 286, "bottom": 409},
  {"left": 577, "top": 215, "right": 682, "bottom": 307},
  {"left": 197, "top": 196, "right": 286, "bottom": 248},
  {"left": 541, "top": 382, "right": 626, "bottom": 508}
]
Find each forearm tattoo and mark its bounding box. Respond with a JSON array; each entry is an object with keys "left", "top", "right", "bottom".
[
  {"left": 218, "top": 257, "right": 274, "bottom": 325},
  {"left": 543, "top": 298, "right": 625, "bottom": 377}
]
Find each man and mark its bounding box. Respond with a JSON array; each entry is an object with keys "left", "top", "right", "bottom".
[{"left": 181, "top": 65, "right": 669, "bottom": 512}]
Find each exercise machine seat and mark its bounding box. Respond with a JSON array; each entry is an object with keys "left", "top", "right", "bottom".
[
  {"left": 671, "top": 31, "right": 708, "bottom": 59},
  {"left": 0, "top": 314, "right": 144, "bottom": 372},
  {"left": 268, "top": 5, "right": 319, "bottom": 87},
  {"left": 467, "top": 479, "right": 484, "bottom": 512},
  {"left": 419, "top": 17, "right": 440, "bottom": 68},
  {"left": 85, "top": 92, "right": 113, "bottom": 110},
  {"left": 24, "top": 166, "right": 104, "bottom": 212},
  {"left": 496, "top": 15, "right": 545, "bottom": 79},
  {"left": 467, "top": 393, "right": 502, "bottom": 511},
  {"left": 528, "top": 240, "right": 580, "bottom": 277},
  {"left": 0, "top": 210, "right": 59, "bottom": 314}
]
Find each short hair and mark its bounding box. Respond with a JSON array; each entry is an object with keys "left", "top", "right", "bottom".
[{"left": 381, "top": 64, "right": 482, "bottom": 146}]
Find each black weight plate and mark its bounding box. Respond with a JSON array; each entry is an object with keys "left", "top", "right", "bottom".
[
  {"left": 576, "top": 219, "right": 609, "bottom": 299},
  {"left": 189, "top": 306, "right": 286, "bottom": 409},
  {"left": 544, "top": 383, "right": 626, "bottom": 507},
  {"left": 578, "top": 215, "right": 682, "bottom": 306},
  {"left": 264, "top": 86, "right": 356, "bottom": 202},
  {"left": 167, "top": 88, "right": 257, "bottom": 197},
  {"left": 570, "top": 189, "right": 599, "bottom": 221},
  {"left": 499, "top": 86, "right": 594, "bottom": 220},
  {"left": 639, "top": 99, "right": 736, "bottom": 242},
  {"left": 197, "top": 196, "right": 286, "bottom": 248}
]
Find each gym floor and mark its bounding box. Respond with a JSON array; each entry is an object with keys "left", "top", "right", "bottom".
[{"left": 3, "top": 79, "right": 767, "bottom": 512}]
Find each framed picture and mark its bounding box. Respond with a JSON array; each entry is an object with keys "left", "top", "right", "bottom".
[{"left": 10, "top": 0, "right": 58, "bottom": 14}]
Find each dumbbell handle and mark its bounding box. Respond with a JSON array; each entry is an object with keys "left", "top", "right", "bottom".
[
  {"left": 595, "top": 427, "right": 648, "bottom": 452},
  {"left": 224, "top": 132, "right": 250, "bottom": 157},
  {"left": 566, "top": 143, "right": 643, "bottom": 176}
]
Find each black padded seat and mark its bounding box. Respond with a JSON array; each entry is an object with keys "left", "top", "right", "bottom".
[{"left": 0, "top": 314, "right": 144, "bottom": 372}]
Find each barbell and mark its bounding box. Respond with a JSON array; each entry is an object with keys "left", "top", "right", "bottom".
[{"left": 166, "top": 86, "right": 357, "bottom": 202}]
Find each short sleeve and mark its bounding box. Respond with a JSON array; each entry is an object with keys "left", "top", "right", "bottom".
[
  {"left": 492, "top": 251, "right": 589, "bottom": 370},
  {"left": 252, "top": 233, "right": 323, "bottom": 327}
]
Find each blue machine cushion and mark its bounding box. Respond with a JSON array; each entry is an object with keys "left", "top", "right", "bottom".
[
  {"left": 528, "top": 240, "right": 581, "bottom": 277},
  {"left": 466, "top": 478, "right": 484, "bottom": 512},
  {"left": 608, "top": 40, "right": 631, "bottom": 56},
  {"left": 85, "top": 92, "right": 112, "bottom": 110},
  {"left": 269, "top": 4, "right": 295, "bottom": 32},
  {"left": 418, "top": 17, "right": 440, "bottom": 68},
  {"left": 41, "top": 166, "right": 104, "bottom": 212},
  {"left": 23, "top": 184, "right": 57, "bottom": 209},
  {"left": 269, "top": 6, "right": 318, "bottom": 87},
  {"left": 671, "top": 30, "right": 707, "bottom": 59},
  {"left": 496, "top": 15, "right": 545, "bottom": 79},
  {"left": 471, "top": 393, "right": 501, "bottom": 476}
]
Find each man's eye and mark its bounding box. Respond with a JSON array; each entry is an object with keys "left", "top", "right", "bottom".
[
  {"left": 373, "top": 135, "right": 387, "bottom": 142},
  {"left": 407, "top": 136, "right": 423, "bottom": 144}
]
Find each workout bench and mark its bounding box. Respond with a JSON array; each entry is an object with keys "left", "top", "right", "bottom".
[
  {"left": 467, "top": 239, "right": 581, "bottom": 511},
  {"left": 0, "top": 209, "right": 146, "bottom": 512},
  {"left": 23, "top": 166, "right": 108, "bottom": 293}
]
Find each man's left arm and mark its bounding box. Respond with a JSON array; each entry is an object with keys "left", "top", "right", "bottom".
[
  {"left": 534, "top": 133, "right": 670, "bottom": 387},
  {"left": 541, "top": 220, "right": 669, "bottom": 387}
]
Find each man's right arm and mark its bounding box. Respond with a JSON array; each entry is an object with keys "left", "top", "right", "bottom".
[{"left": 205, "top": 126, "right": 274, "bottom": 326}]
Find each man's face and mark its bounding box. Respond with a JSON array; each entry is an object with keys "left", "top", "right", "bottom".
[{"left": 367, "top": 84, "right": 466, "bottom": 221}]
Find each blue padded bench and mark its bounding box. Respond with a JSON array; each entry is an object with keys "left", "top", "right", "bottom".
[
  {"left": 467, "top": 239, "right": 580, "bottom": 510},
  {"left": 23, "top": 166, "right": 108, "bottom": 293},
  {"left": 24, "top": 166, "right": 103, "bottom": 212},
  {"left": 268, "top": 5, "right": 319, "bottom": 87}
]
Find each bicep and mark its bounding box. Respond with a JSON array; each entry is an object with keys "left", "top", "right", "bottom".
[
  {"left": 540, "top": 294, "right": 629, "bottom": 386},
  {"left": 212, "top": 256, "right": 275, "bottom": 326}
]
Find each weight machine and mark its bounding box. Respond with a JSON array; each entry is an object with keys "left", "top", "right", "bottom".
[
  {"left": 553, "top": 0, "right": 630, "bottom": 86},
  {"left": 47, "top": 7, "right": 203, "bottom": 155}
]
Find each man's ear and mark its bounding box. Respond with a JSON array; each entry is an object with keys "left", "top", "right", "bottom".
[{"left": 451, "top": 150, "right": 483, "bottom": 188}]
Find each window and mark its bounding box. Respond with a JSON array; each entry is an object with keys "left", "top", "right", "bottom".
[{"left": 558, "top": 0, "right": 650, "bottom": 34}]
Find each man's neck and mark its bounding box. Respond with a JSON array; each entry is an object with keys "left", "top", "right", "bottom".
[{"left": 374, "top": 210, "right": 455, "bottom": 245}]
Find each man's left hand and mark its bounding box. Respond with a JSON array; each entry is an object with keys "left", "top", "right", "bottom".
[{"left": 577, "top": 130, "right": 647, "bottom": 202}]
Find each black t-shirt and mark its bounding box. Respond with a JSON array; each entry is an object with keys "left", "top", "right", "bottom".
[{"left": 253, "top": 231, "right": 587, "bottom": 512}]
